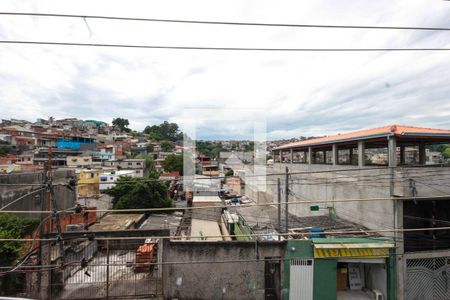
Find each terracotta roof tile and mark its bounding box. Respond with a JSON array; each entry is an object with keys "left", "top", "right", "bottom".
[{"left": 275, "top": 125, "right": 450, "bottom": 150}]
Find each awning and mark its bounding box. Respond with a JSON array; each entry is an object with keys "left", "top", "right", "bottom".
[{"left": 312, "top": 239, "right": 395, "bottom": 258}]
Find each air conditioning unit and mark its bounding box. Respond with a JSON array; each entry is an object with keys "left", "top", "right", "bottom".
[{"left": 371, "top": 289, "right": 384, "bottom": 300}]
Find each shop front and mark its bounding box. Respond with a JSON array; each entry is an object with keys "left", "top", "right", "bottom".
[{"left": 283, "top": 238, "right": 396, "bottom": 300}]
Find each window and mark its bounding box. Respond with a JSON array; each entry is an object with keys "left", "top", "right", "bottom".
[
  {"left": 313, "top": 151, "right": 325, "bottom": 164},
  {"left": 325, "top": 150, "right": 333, "bottom": 164}
]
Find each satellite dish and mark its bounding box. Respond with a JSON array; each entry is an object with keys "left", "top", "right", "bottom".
[{"left": 6, "top": 164, "right": 15, "bottom": 173}]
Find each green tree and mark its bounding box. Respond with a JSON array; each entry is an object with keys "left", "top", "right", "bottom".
[
  {"left": 106, "top": 176, "right": 172, "bottom": 210},
  {"left": 163, "top": 154, "right": 184, "bottom": 175},
  {"left": 112, "top": 118, "right": 130, "bottom": 132},
  {"left": 0, "top": 144, "right": 12, "bottom": 155},
  {"left": 225, "top": 169, "right": 234, "bottom": 176},
  {"left": 144, "top": 121, "right": 183, "bottom": 142},
  {"left": 0, "top": 214, "right": 39, "bottom": 266},
  {"left": 196, "top": 141, "right": 223, "bottom": 159},
  {"left": 160, "top": 140, "right": 175, "bottom": 152},
  {"left": 443, "top": 147, "right": 450, "bottom": 159}
]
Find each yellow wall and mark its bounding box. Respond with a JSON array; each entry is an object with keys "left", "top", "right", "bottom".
[
  {"left": 202, "top": 170, "right": 220, "bottom": 176},
  {"left": 77, "top": 169, "right": 100, "bottom": 198}
]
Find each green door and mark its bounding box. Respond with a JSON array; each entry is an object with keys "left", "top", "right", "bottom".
[{"left": 313, "top": 259, "right": 337, "bottom": 300}]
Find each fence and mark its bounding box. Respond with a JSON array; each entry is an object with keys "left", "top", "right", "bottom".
[
  {"left": 50, "top": 238, "right": 162, "bottom": 299},
  {"left": 406, "top": 256, "right": 450, "bottom": 300}
]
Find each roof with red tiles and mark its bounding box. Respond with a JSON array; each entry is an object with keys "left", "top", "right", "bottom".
[{"left": 274, "top": 125, "right": 450, "bottom": 150}]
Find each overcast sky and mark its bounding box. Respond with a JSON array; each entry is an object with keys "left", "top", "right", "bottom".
[{"left": 0, "top": 0, "right": 450, "bottom": 140}]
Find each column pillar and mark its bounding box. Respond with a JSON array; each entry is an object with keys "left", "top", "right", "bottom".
[
  {"left": 332, "top": 144, "right": 338, "bottom": 166},
  {"left": 388, "top": 136, "right": 397, "bottom": 167},
  {"left": 358, "top": 141, "right": 365, "bottom": 168},
  {"left": 290, "top": 148, "right": 294, "bottom": 164},
  {"left": 349, "top": 148, "right": 354, "bottom": 165},
  {"left": 419, "top": 143, "right": 426, "bottom": 165},
  {"left": 400, "top": 145, "right": 405, "bottom": 165},
  {"left": 308, "top": 147, "right": 312, "bottom": 165}
]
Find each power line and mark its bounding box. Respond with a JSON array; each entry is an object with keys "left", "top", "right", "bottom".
[
  {"left": 1, "top": 12, "right": 450, "bottom": 32},
  {"left": 0, "top": 165, "right": 446, "bottom": 187},
  {"left": 0, "top": 225, "right": 448, "bottom": 242},
  {"left": 0, "top": 40, "right": 450, "bottom": 52},
  {"left": 0, "top": 187, "right": 45, "bottom": 211},
  {"left": 1, "top": 194, "right": 447, "bottom": 215}
]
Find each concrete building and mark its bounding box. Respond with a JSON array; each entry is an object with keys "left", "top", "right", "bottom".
[
  {"left": 99, "top": 170, "right": 136, "bottom": 193},
  {"left": 66, "top": 156, "right": 93, "bottom": 168},
  {"left": 76, "top": 168, "right": 101, "bottom": 199},
  {"left": 34, "top": 148, "right": 82, "bottom": 167},
  {"left": 92, "top": 145, "right": 116, "bottom": 161},
  {"left": 56, "top": 136, "right": 96, "bottom": 151},
  {"left": 0, "top": 169, "right": 76, "bottom": 216},
  {"left": 265, "top": 124, "right": 450, "bottom": 300},
  {"left": 103, "top": 159, "right": 145, "bottom": 177}
]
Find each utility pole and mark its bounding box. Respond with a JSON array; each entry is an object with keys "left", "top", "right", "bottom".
[
  {"left": 285, "top": 166, "right": 289, "bottom": 233},
  {"left": 277, "top": 178, "right": 281, "bottom": 241},
  {"left": 46, "top": 147, "right": 52, "bottom": 233},
  {"left": 39, "top": 147, "right": 52, "bottom": 300}
]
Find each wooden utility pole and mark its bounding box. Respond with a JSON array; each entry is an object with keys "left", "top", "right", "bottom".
[
  {"left": 39, "top": 147, "right": 52, "bottom": 300},
  {"left": 46, "top": 147, "right": 52, "bottom": 233}
]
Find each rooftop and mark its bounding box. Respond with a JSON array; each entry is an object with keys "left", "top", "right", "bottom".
[
  {"left": 275, "top": 125, "right": 450, "bottom": 150},
  {"left": 139, "top": 212, "right": 183, "bottom": 235},
  {"left": 232, "top": 204, "right": 372, "bottom": 240},
  {"left": 89, "top": 213, "right": 145, "bottom": 231}
]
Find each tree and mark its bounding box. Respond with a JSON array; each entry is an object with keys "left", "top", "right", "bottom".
[
  {"left": 0, "top": 214, "right": 39, "bottom": 266},
  {"left": 163, "top": 154, "right": 184, "bottom": 175},
  {"left": 105, "top": 176, "right": 172, "bottom": 210},
  {"left": 225, "top": 169, "right": 234, "bottom": 176},
  {"left": 0, "top": 144, "right": 11, "bottom": 155},
  {"left": 443, "top": 147, "right": 450, "bottom": 159},
  {"left": 195, "top": 141, "right": 224, "bottom": 159},
  {"left": 112, "top": 118, "right": 130, "bottom": 132},
  {"left": 160, "top": 140, "right": 175, "bottom": 152},
  {"left": 144, "top": 121, "right": 183, "bottom": 142}
]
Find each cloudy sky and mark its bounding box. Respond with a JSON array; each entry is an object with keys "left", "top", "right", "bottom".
[{"left": 0, "top": 0, "right": 450, "bottom": 139}]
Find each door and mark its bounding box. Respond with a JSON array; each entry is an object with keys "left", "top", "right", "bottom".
[
  {"left": 265, "top": 257, "right": 281, "bottom": 300},
  {"left": 290, "top": 258, "right": 314, "bottom": 300}
]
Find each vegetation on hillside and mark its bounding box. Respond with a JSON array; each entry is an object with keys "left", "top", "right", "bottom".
[{"left": 144, "top": 121, "right": 183, "bottom": 142}]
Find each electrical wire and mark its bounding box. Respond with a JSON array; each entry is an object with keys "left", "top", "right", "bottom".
[
  {"left": 1, "top": 12, "right": 450, "bottom": 32},
  {"left": 2, "top": 194, "right": 448, "bottom": 215},
  {"left": 0, "top": 187, "right": 45, "bottom": 211},
  {"left": 1, "top": 225, "right": 450, "bottom": 243},
  {"left": 1, "top": 40, "right": 450, "bottom": 52}
]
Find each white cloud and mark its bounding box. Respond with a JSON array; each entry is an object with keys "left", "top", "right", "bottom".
[{"left": 0, "top": 0, "right": 450, "bottom": 139}]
